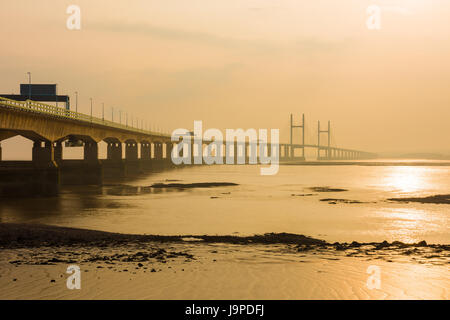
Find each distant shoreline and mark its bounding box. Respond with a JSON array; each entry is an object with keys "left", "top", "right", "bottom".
[{"left": 281, "top": 161, "right": 450, "bottom": 166}]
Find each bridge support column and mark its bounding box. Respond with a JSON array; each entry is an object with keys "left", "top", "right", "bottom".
[
  {"left": 103, "top": 142, "right": 125, "bottom": 178},
  {"left": 153, "top": 143, "right": 161, "bottom": 160},
  {"left": 59, "top": 141, "right": 101, "bottom": 185},
  {"left": 85, "top": 141, "right": 101, "bottom": 184},
  {"left": 54, "top": 142, "right": 62, "bottom": 163},
  {"left": 151, "top": 142, "right": 163, "bottom": 170},
  {"left": 29, "top": 141, "right": 59, "bottom": 195},
  {"left": 161, "top": 142, "right": 174, "bottom": 168},
  {"left": 125, "top": 142, "right": 138, "bottom": 160},
  {"left": 84, "top": 141, "right": 98, "bottom": 163},
  {"left": 141, "top": 143, "right": 151, "bottom": 160},
  {"left": 124, "top": 142, "right": 141, "bottom": 175},
  {"left": 0, "top": 142, "right": 3, "bottom": 161},
  {"left": 244, "top": 144, "right": 250, "bottom": 164},
  {"left": 140, "top": 142, "right": 152, "bottom": 170},
  {"left": 282, "top": 145, "right": 287, "bottom": 160},
  {"left": 32, "top": 141, "right": 56, "bottom": 166},
  {"left": 165, "top": 143, "right": 174, "bottom": 167},
  {"left": 107, "top": 143, "right": 122, "bottom": 161}
]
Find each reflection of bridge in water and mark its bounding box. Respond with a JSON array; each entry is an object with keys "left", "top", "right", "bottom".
[{"left": 0, "top": 97, "right": 377, "bottom": 196}]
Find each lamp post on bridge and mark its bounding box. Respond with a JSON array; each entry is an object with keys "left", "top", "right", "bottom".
[
  {"left": 27, "top": 72, "right": 31, "bottom": 100},
  {"left": 90, "top": 98, "right": 93, "bottom": 120},
  {"left": 75, "top": 92, "right": 78, "bottom": 113},
  {"left": 102, "top": 103, "right": 104, "bottom": 121}
]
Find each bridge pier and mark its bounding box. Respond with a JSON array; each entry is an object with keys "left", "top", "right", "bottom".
[
  {"left": 83, "top": 141, "right": 102, "bottom": 184},
  {"left": 140, "top": 142, "right": 153, "bottom": 170},
  {"left": 155, "top": 142, "right": 163, "bottom": 160},
  {"left": 84, "top": 141, "right": 98, "bottom": 163},
  {"left": 54, "top": 142, "right": 63, "bottom": 162},
  {"left": 107, "top": 142, "right": 122, "bottom": 161},
  {"left": 58, "top": 141, "right": 102, "bottom": 185},
  {"left": 103, "top": 142, "right": 126, "bottom": 178},
  {"left": 124, "top": 141, "right": 141, "bottom": 175},
  {"left": 141, "top": 142, "right": 151, "bottom": 160},
  {"left": 165, "top": 143, "right": 174, "bottom": 167},
  {"left": 125, "top": 141, "right": 138, "bottom": 160},
  {"left": 32, "top": 141, "right": 56, "bottom": 166},
  {"left": 245, "top": 143, "right": 251, "bottom": 164},
  {"left": 150, "top": 142, "right": 163, "bottom": 170},
  {"left": 13, "top": 140, "right": 59, "bottom": 196},
  {"left": 280, "top": 144, "right": 288, "bottom": 161}
]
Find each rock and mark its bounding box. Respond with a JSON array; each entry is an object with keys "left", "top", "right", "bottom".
[
  {"left": 151, "top": 268, "right": 156, "bottom": 272},
  {"left": 137, "top": 263, "right": 143, "bottom": 267},
  {"left": 375, "top": 241, "right": 390, "bottom": 250},
  {"left": 350, "top": 241, "right": 361, "bottom": 248},
  {"left": 416, "top": 240, "right": 427, "bottom": 247},
  {"left": 391, "top": 241, "right": 407, "bottom": 248},
  {"left": 297, "top": 245, "right": 311, "bottom": 252},
  {"left": 334, "top": 243, "right": 346, "bottom": 251}
]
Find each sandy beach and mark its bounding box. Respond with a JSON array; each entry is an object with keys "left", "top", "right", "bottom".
[{"left": 0, "top": 223, "right": 448, "bottom": 300}]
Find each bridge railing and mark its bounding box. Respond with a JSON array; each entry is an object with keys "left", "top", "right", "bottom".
[{"left": 0, "top": 96, "right": 170, "bottom": 138}]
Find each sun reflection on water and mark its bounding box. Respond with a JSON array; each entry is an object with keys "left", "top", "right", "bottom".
[
  {"left": 382, "top": 167, "right": 432, "bottom": 195},
  {"left": 375, "top": 207, "right": 442, "bottom": 243}
]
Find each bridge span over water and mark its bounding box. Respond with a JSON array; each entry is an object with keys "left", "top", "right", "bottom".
[{"left": 0, "top": 97, "right": 376, "bottom": 196}]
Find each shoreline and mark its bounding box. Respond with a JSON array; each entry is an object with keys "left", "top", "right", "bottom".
[
  {"left": 1, "top": 223, "right": 448, "bottom": 299},
  {"left": 1, "top": 222, "right": 449, "bottom": 247}
]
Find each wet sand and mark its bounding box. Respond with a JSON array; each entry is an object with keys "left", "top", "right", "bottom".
[{"left": 0, "top": 223, "right": 448, "bottom": 300}]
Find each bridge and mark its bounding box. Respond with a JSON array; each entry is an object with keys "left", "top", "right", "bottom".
[
  {"left": 0, "top": 96, "right": 376, "bottom": 196},
  {"left": 0, "top": 96, "right": 177, "bottom": 196},
  {"left": 278, "top": 114, "right": 377, "bottom": 161}
]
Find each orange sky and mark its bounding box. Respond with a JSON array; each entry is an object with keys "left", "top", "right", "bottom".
[{"left": 1, "top": 0, "right": 450, "bottom": 156}]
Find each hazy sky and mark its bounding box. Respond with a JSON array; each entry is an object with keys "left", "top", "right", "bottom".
[{"left": 1, "top": 0, "right": 450, "bottom": 155}]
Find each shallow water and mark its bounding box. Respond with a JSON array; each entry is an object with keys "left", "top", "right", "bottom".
[{"left": 0, "top": 164, "right": 449, "bottom": 244}]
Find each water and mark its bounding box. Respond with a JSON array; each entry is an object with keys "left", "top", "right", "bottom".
[{"left": 0, "top": 164, "right": 449, "bottom": 244}]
